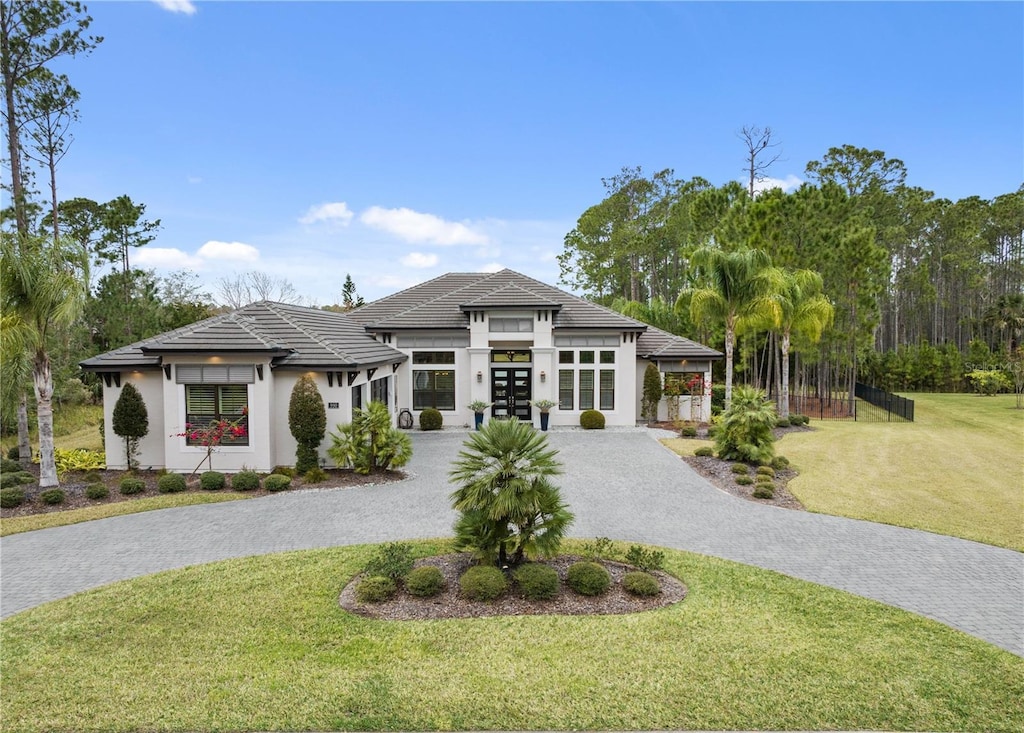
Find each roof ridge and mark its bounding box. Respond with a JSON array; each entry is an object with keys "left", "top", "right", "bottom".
[
  {"left": 225, "top": 307, "right": 283, "bottom": 350},
  {"left": 363, "top": 272, "right": 488, "bottom": 324},
  {"left": 263, "top": 301, "right": 347, "bottom": 359}
]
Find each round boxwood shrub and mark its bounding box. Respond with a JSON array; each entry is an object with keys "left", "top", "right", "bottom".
[
  {"left": 119, "top": 477, "right": 146, "bottom": 495},
  {"left": 230, "top": 470, "right": 261, "bottom": 491},
  {"left": 405, "top": 566, "right": 445, "bottom": 598},
  {"left": 6, "top": 446, "right": 19, "bottom": 460},
  {"left": 771, "top": 455, "right": 790, "bottom": 470},
  {"left": 85, "top": 483, "right": 110, "bottom": 500},
  {"left": 694, "top": 446, "right": 714, "bottom": 457},
  {"left": 459, "top": 565, "right": 507, "bottom": 601},
  {"left": 679, "top": 425, "right": 698, "bottom": 438},
  {"left": 566, "top": 561, "right": 611, "bottom": 596},
  {"left": 622, "top": 571, "right": 661, "bottom": 597},
  {"left": 264, "top": 473, "right": 292, "bottom": 492},
  {"left": 514, "top": 562, "right": 560, "bottom": 601},
  {"left": 730, "top": 463, "right": 750, "bottom": 475},
  {"left": 0, "top": 487, "right": 25, "bottom": 508},
  {"left": 200, "top": 471, "right": 226, "bottom": 490},
  {"left": 579, "top": 409, "right": 605, "bottom": 430},
  {"left": 735, "top": 475, "right": 754, "bottom": 486},
  {"left": 756, "top": 465, "right": 776, "bottom": 477},
  {"left": 157, "top": 473, "right": 187, "bottom": 493},
  {"left": 419, "top": 408, "right": 443, "bottom": 431},
  {"left": 776, "top": 417, "right": 791, "bottom": 428},
  {"left": 303, "top": 467, "right": 328, "bottom": 484},
  {"left": 753, "top": 485, "right": 775, "bottom": 499},
  {"left": 355, "top": 575, "right": 397, "bottom": 603},
  {"left": 40, "top": 488, "right": 66, "bottom": 505}
]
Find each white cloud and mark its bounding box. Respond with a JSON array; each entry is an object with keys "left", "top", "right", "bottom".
[
  {"left": 196, "top": 240, "right": 260, "bottom": 263},
  {"left": 153, "top": 0, "right": 197, "bottom": 15},
  {"left": 751, "top": 174, "right": 804, "bottom": 195},
  {"left": 478, "top": 262, "right": 505, "bottom": 273},
  {"left": 187, "top": 176, "right": 202, "bottom": 185},
  {"left": 135, "top": 247, "right": 202, "bottom": 269},
  {"left": 401, "top": 252, "right": 439, "bottom": 269},
  {"left": 299, "top": 202, "right": 354, "bottom": 226},
  {"left": 360, "top": 206, "right": 490, "bottom": 246}
]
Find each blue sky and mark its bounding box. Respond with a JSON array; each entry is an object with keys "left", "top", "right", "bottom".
[{"left": 46, "top": 1, "right": 1024, "bottom": 305}]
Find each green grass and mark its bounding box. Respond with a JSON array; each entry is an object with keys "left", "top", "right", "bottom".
[
  {"left": 1, "top": 402, "right": 104, "bottom": 455},
  {"left": 780, "top": 393, "right": 1023, "bottom": 550},
  {"left": 1, "top": 540, "right": 1020, "bottom": 732},
  {"left": 0, "top": 492, "right": 254, "bottom": 537}
]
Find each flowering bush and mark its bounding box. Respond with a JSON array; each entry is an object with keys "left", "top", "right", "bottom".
[{"left": 178, "top": 408, "right": 248, "bottom": 476}]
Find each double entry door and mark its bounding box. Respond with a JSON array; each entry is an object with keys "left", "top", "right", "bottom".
[{"left": 491, "top": 367, "right": 532, "bottom": 421}]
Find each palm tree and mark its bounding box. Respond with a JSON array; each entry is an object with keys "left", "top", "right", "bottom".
[
  {"left": 679, "top": 246, "right": 780, "bottom": 406},
  {"left": 449, "top": 418, "right": 573, "bottom": 567},
  {"left": 1, "top": 235, "right": 87, "bottom": 486},
  {"left": 983, "top": 294, "right": 1024, "bottom": 356},
  {"left": 772, "top": 269, "right": 834, "bottom": 419}
]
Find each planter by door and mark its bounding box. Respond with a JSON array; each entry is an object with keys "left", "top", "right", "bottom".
[
  {"left": 539, "top": 412, "right": 550, "bottom": 431},
  {"left": 474, "top": 412, "right": 484, "bottom": 430}
]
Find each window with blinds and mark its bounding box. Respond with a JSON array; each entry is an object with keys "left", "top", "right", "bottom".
[{"left": 184, "top": 384, "right": 249, "bottom": 445}]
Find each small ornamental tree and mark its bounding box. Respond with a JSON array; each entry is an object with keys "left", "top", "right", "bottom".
[
  {"left": 179, "top": 410, "right": 248, "bottom": 476},
  {"left": 966, "top": 369, "right": 1012, "bottom": 397},
  {"left": 111, "top": 383, "right": 148, "bottom": 470},
  {"left": 641, "top": 363, "right": 662, "bottom": 423},
  {"left": 289, "top": 374, "right": 326, "bottom": 473}
]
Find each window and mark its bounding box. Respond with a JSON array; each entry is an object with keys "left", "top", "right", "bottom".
[
  {"left": 413, "top": 370, "right": 455, "bottom": 410},
  {"left": 489, "top": 317, "right": 533, "bottom": 333},
  {"left": 579, "top": 351, "right": 595, "bottom": 364},
  {"left": 491, "top": 350, "right": 531, "bottom": 363},
  {"left": 600, "top": 370, "right": 615, "bottom": 410},
  {"left": 579, "top": 370, "right": 594, "bottom": 410},
  {"left": 370, "top": 377, "right": 389, "bottom": 406},
  {"left": 600, "top": 350, "right": 615, "bottom": 364},
  {"left": 184, "top": 384, "right": 248, "bottom": 446},
  {"left": 558, "top": 370, "right": 574, "bottom": 410},
  {"left": 558, "top": 350, "right": 574, "bottom": 364},
  {"left": 412, "top": 351, "right": 455, "bottom": 365},
  {"left": 352, "top": 384, "right": 363, "bottom": 411}
]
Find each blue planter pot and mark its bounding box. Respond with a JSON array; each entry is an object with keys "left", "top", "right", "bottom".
[
  {"left": 474, "top": 412, "right": 484, "bottom": 430},
  {"left": 540, "top": 412, "right": 550, "bottom": 431}
]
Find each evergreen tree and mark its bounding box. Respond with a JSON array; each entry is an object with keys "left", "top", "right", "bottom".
[
  {"left": 111, "top": 381, "right": 148, "bottom": 470},
  {"left": 288, "top": 374, "right": 326, "bottom": 473},
  {"left": 641, "top": 362, "right": 662, "bottom": 422}
]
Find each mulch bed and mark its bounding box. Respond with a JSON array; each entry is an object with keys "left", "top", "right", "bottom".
[
  {"left": 0, "top": 465, "right": 405, "bottom": 519},
  {"left": 340, "top": 553, "right": 687, "bottom": 621}
]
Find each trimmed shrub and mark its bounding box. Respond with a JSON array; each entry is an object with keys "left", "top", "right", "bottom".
[
  {"left": 771, "top": 455, "right": 790, "bottom": 470},
  {"left": 566, "top": 561, "right": 611, "bottom": 596},
  {"left": 355, "top": 575, "right": 397, "bottom": 603},
  {"left": 756, "top": 473, "right": 775, "bottom": 484},
  {"left": 735, "top": 475, "right": 754, "bottom": 486},
  {"left": 622, "top": 571, "right": 661, "bottom": 597},
  {"left": 1, "top": 457, "right": 21, "bottom": 473},
  {"left": 625, "top": 545, "right": 665, "bottom": 571},
  {"left": 40, "top": 489, "right": 66, "bottom": 505},
  {"left": 579, "top": 409, "right": 605, "bottom": 430},
  {"left": 0, "top": 473, "right": 22, "bottom": 489},
  {"left": 419, "top": 408, "right": 443, "bottom": 431},
  {"left": 641, "top": 363, "right": 662, "bottom": 422},
  {"left": 706, "top": 425, "right": 718, "bottom": 438},
  {"left": 514, "top": 563, "right": 560, "bottom": 600},
  {"left": 0, "top": 487, "right": 25, "bottom": 508},
  {"left": 789, "top": 414, "right": 804, "bottom": 426},
  {"left": 694, "top": 446, "right": 714, "bottom": 457},
  {"left": 776, "top": 417, "right": 791, "bottom": 428},
  {"left": 405, "top": 566, "right": 445, "bottom": 597},
  {"left": 753, "top": 485, "right": 775, "bottom": 499},
  {"left": 289, "top": 374, "right": 327, "bottom": 474},
  {"left": 230, "top": 470, "right": 261, "bottom": 491},
  {"left": 83, "top": 470, "right": 102, "bottom": 483},
  {"left": 119, "top": 477, "right": 146, "bottom": 495},
  {"left": 679, "top": 425, "right": 698, "bottom": 438},
  {"left": 756, "top": 466, "right": 776, "bottom": 477},
  {"left": 264, "top": 474, "right": 291, "bottom": 492},
  {"left": 303, "top": 467, "right": 328, "bottom": 484},
  {"left": 270, "top": 466, "right": 296, "bottom": 478},
  {"left": 112, "top": 382, "right": 149, "bottom": 470},
  {"left": 459, "top": 565, "right": 507, "bottom": 601},
  {"left": 85, "top": 483, "right": 110, "bottom": 500},
  {"left": 730, "top": 463, "right": 750, "bottom": 474},
  {"left": 157, "top": 473, "right": 187, "bottom": 493},
  {"left": 200, "top": 471, "right": 226, "bottom": 490},
  {"left": 6, "top": 446, "right": 19, "bottom": 460},
  {"left": 364, "top": 542, "right": 415, "bottom": 580}
]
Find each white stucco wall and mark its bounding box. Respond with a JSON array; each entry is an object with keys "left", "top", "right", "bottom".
[{"left": 101, "top": 369, "right": 165, "bottom": 470}]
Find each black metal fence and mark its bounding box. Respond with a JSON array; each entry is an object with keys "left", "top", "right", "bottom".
[{"left": 854, "top": 382, "right": 915, "bottom": 422}]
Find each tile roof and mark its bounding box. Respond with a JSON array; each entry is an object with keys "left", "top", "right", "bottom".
[
  {"left": 636, "top": 326, "right": 723, "bottom": 360},
  {"left": 348, "top": 269, "right": 647, "bottom": 331},
  {"left": 80, "top": 301, "right": 407, "bottom": 371}
]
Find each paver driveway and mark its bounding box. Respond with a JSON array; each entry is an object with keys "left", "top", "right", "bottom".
[{"left": 2, "top": 430, "right": 1021, "bottom": 656}]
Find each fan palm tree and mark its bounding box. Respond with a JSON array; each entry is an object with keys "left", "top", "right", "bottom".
[
  {"left": 983, "top": 294, "right": 1024, "bottom": 356},
  {"left": 1, "top": 235, "right": 87, "bottom": 486},
  {"left": 772, "top": 269, "right": 834, "bottom": 419},
  {"left": 678, "top": 246, "right": 781, "bottom": 406},
  {"left": 449, "top": 418, "right": 573, "bottom": 567}
]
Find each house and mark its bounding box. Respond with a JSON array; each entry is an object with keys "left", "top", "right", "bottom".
[{"left": 81, "top": 269, "right": 721, "bottom": 472}]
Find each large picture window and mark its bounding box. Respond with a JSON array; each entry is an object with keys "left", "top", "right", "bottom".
[
  {"left": 413, "top": 370, "right": 455, "bottom": 410},
  {"left": 184, "top": 385, "right": 248, "bottom": 445}
]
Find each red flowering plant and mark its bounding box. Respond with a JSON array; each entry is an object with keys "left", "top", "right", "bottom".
[
  {"left": 685, "top": 374, "right": 704, "bottom": 395},
  {"left": 177, "top": 407, "right": 248, "bottom": 477}
]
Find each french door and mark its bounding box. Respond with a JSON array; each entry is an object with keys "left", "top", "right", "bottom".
[{"left": 491, "top": 367, "right": 532, "bottom": 421}]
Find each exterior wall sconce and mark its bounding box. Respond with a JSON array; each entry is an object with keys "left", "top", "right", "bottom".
[
  {"left": 540, "top": 371, "right": 546, "bottom": 382},
  {"left": 477, "top": 371, "right": 483, "bottom": 382}
]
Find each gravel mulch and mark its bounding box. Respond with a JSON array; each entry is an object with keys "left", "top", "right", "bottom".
[
  {"left": 340, "top": 553, "right": 687, "bottom": 621},
  {"left": 0, "top": 465, "right": 406, "bottom": 518}
]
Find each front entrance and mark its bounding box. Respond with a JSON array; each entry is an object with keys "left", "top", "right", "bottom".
[{"left": 491, "top": 367, "right": 532, "bottom": 421}]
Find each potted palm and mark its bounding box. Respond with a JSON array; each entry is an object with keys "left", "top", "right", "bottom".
[
  {"left": 467, "top": 400, "right": 491, "bottom": 430},
  {"left": 530, "top": 399, "right": 557, "bottom": 431}
]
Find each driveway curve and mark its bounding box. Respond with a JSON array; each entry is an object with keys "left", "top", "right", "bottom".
[{"left": 2, "top": 430, "right": 1021, "bottom": 656}]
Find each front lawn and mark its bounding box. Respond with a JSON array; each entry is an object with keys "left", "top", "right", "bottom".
[{"left": 2, "top": 540, "right": 1021, "bottom": 732}]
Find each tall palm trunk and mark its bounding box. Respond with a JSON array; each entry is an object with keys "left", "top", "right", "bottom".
[
  {"left": 724, "top": 318, "right": 736, "bottom": 407},
  {"left": 780, "top": 331, "right": 791, "bottom": 419},
  {"left": 17, "top": 393, "right": 31, "bottom": 462},
  {"left": 32, "top": 349, "right": 59, "bottom": 487}
]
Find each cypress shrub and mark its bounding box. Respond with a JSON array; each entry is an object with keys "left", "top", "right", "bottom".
[
  {"left": 111, "top": 383, "right": 149, "bottom": 470},
  {"left": 288, "top": 375, "right": 327, "bottom": 474}
]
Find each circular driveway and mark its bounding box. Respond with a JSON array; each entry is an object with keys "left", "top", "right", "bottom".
[{"left": 2, "top": 429, "right": 1021, "bottom": 656}]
